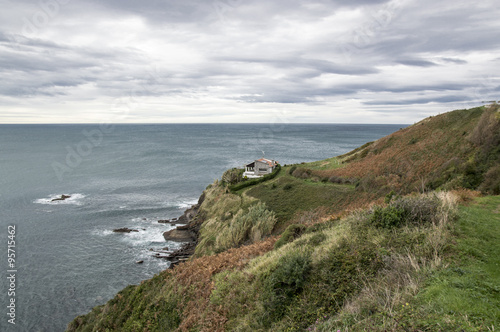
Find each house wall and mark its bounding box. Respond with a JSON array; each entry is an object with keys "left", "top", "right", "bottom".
[{"left": 255, "top": 160, "right": 273, "bottom": 175}]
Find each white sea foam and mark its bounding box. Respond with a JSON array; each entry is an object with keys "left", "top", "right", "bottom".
[
  {"left": 91, "top": 229, "right": 114, "bottom": 237},
  {"left": 122, "top": 226, "right": 171, "bottom": 245},
  {"left": 177, "top": 199, "right": 198, "bottom": 209},
  {"left": 34, "top": 193, "right": 86, "bottom": 205}
]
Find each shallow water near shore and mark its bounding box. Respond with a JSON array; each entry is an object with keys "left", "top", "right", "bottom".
[{"left": 0, "top": 123, "right": 404, "bottom": 331}]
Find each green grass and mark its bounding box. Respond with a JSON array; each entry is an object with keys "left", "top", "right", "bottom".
[
  {"left": 245, "top": 174, "right": 357, "bottom": 224},
  {"left": 298, "top": 157, "right": 344, "bottom": 170},
  {"left": 411, "top": 196, "right": 500, "bottom": 330}
]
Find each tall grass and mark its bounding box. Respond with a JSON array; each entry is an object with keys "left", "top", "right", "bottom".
[{"left": 196, "top": 201, "right": 276, "bottom": 256}]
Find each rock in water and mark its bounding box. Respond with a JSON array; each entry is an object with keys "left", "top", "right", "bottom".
[
  {"left": 51, "top": 194, "right": 71, "bottom": 201},
  {"left": 113, "top": 228, "right": 139, "bottom": 233}
]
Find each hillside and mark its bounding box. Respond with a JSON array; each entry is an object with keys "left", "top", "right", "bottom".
[{"left": 67, "top": 105, "right": 500, "bottom": 331}]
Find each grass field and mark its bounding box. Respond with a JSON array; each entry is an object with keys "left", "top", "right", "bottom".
[
  {"left": 411, "top": 195, "right": 500, "bottom": 330},
  {"left": 245, "top": 167, "right": 369, "bottom": 226}
]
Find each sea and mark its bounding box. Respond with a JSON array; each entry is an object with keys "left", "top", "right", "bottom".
[{"left": 0, "top": 123, "right": 405, "bottom": 331}]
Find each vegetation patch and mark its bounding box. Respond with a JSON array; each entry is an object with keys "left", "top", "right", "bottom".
[
  {"left": 246, "top": 176, "right": 362, "bottom": 225},
  {"left": 196, "top": 201, "right": 276, "bottom": 256},
  {"left": 261, "top": 251, "right": 312, "bottom": 325},
  {"left": 369, "top": 194, "right": 440, "bottom": 228},
  {"left": 229, "top": 164, "right": 281, "bottom": 192},
  {"left": 274, "top": 223, "right": 306, "bottom": 249}
]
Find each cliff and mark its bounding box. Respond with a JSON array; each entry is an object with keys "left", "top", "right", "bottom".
[{"left": 67, "top": 105, "right": 500, "bottom": 331}]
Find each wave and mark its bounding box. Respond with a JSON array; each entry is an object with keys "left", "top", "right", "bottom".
[
  {"left": 34, "top": 193, "right": 86, "bottom": 205},
  {"left": 177, "top": 199, "right": 199, "bottom": 209}
]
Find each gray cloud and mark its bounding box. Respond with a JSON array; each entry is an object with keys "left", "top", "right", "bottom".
[
  {"left": 0, "top": 0, "right": 498, "bottom": 123},
  {"left": 396, "top": 59, "right": 438, "bottom": 67},
  {"left": 364, "top": 95, "right": 471, "bottom": 106}
]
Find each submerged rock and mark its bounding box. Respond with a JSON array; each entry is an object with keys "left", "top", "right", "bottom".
[
  {"left": 113, "top": 228, "right": 139, "bottom": 233},
  {"left": 51, "top": 194, "right": 71, "bottom": 201}
]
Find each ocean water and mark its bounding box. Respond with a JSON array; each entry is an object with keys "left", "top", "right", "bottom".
[{"left": 0, "top": 123, "right": 405, "bottom": 331}]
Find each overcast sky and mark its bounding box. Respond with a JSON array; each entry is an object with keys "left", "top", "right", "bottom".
[{"left": 0, "top": 0, "right": 499, "bottom": 124}]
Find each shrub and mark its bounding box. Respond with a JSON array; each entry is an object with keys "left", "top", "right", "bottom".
[
  {"left": 370, "top": 195, "right": 440, "bottom": 228},
  {"left": 329, "top": 175, "right": 343, "bottom": 184},
  {"left": 288, "top": 165, "right": 297, "bottom": 175},
  {"left": 274, "top": 224, "right": 306, "bottom": 249},
  {"left": 283, "top": 183, "right": 293, "bottom": 190},
  {"left": 229, "top": 165, "right": 281, "bottom": 191},
  {"left": 262, "top": 252, "right": 311, "bottom": 325},
  {"left": 391, "top": 195, "right": 440, "bottom": 225},
  {"left": 385, "top": 190, "right": 397, "bottom": 203},
  {"left": 283, "top": 239, "right": 383, "bottom": 330},
  {"left": 216, "top": 202, "right": 277, "bottom": 250},
  {"left": 307, "top": 232, "right": 327, "bottom": 246},
  {"left": 370, "top": 206, "right": 406, "bottom": 228},
  {"left": 292, "top": 167, "right": 312, "bottom": 179},
  {"left": 222, "top": 168, "right": 244, "bottom": 185},
  {"left": 479, "top": 164, "right": 500, "bottom": 194}
]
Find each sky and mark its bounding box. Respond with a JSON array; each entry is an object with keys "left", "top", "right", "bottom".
[{"left": 0, "top": 0, "right": 499, "bottom": 124}]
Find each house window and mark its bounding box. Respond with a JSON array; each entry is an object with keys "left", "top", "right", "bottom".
[{"left": 258, "top": 168, "right": 268, "bottom": 172}]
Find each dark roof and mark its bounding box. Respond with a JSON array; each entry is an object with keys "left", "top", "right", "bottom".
[{"left": 245, "top": 162, "right": 255, "bottom": 167}]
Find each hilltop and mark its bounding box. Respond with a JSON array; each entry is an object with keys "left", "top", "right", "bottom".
[{"left": 67, "top": 105, "right": 500, "bottom": 331}]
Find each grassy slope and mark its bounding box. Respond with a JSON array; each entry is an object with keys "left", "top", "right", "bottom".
[
  {"left": 315, "top": 195, "right": 500, "bottom": 331},
  {"left": 319, "top": 105, "right": 499, "bottom": 193},
  {"left": 67, "top": 106, "right": 500, "bottom": 331},
  {"left": 245, "top": 175, "right": 365, "bottom": 225},
  {"left": 415, "top": 196, "right": 500, "bottom": 329}
]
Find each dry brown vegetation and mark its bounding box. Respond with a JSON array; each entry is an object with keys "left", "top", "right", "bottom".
[
  {"left": 164, "top": 237, "right": 276, "bottom": 331},
  {"left": 314, "top": 106, "right": 494, "bottom": 193}
]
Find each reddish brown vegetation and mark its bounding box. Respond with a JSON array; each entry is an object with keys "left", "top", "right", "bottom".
[
  {"left": 164, "top": 237, "right": 276, "bottom": 331},
  {"left": 315, "top": 108, "right": 486, "bottom": 193}
]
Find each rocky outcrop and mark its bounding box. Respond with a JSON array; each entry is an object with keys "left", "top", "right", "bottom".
[
  {"left": 113, "top": 228, "right": 139, "bottom": 233},
  {"left": 52, "top": 194, "right": 71, "bottom": 201},
  {"left": 161, "top": 192, "right": 206, "bottom": 268},
  {"left": 162, "top": 228, "right": 194, "bottom": 242}
]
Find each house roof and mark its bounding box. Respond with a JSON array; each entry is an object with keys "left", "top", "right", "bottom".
[
  {"left": 256, "top": 158, "right": 277, "bottom": 167},
  {"left": 245, "top": 162, "right": 255, "bottom": 167}
]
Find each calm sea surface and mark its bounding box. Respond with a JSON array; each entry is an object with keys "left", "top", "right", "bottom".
[{"left": 0, "top": 123, "right": 405, "bottom": 331}]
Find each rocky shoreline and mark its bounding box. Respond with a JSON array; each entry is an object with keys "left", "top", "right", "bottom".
[
  {"left": 158, "top": 192, "right": 205, "bottom": 268},
  {"left": 110, "top": 192, "right": 205, "bottom": 267}
]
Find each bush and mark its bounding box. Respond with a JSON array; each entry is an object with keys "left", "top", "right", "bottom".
[
  {"left": 370, "top": 206, "right": 406, "bottom": 228},
  {"left": 329, "top": 175, "right": 343, "bottom": 184},
  {"left": 222, "top": 168, "right": 244, "bottom": 185},
  {"left": 262, "top": 252, "right": 311, "bottom": 325},
  {"left": 274, "top": 224, "right": 306, "bottom": 249},
  {"left": 283, "top": 239, "right": 383, "bottom": 330},
  {"left": 292, "top": 167, "right": 312, "bottom": 179},
  {"left": 229, "top": 165, "right": 281, "bottom": 191},
  {"left": 283, "top": 183, "right": 293, "bottom": 190},
  {"left": 391, "top": 195, "right": 440, "bottom": 225},
  {"left": 385, "top": 190, "right": 397, "bottom": 203},
  {"left": 288, "top": 165, "right": 297, "bottom": 175},
  {"left": 370, "top": 195, "right": 440, "bottom": 228},
  {"left": 216, "top": 202, "right": 277, "bottom": 251},
  {"left": 479, "top": 164, "right": 500, "bottom": 194}
]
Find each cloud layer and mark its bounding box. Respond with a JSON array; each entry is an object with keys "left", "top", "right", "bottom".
[{"left": 0, "top": 0, "right": 499, "bottom": 123}]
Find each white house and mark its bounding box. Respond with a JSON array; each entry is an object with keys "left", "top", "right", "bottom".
[{"left": 243, "top": 158, "right": 278, "bottom": 178}]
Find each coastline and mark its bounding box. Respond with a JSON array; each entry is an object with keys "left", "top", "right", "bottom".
[{"left": 161, "top": 191, "right": 206, "bottom": 267}]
